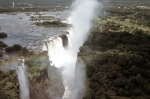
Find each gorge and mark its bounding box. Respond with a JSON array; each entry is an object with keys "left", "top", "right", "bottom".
[
  {"left": 0, "top": 0, "right": 102, "bottom": 99},
  {"left": 42, "top": 0, "right": 101, "bottom": 98},
  {"left": 1, "top": 0, "right": 150, "bottom": 99}
]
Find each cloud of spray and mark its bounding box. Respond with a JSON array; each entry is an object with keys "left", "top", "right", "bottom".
[
  {"left": 67, "top": 0, "right": 102, "bottom": 99},
  {"left": 68, "top": 0, "right": 101, "bottom": 52},
  {"left": 44, "top": 0, "right": 103, "bottom": 98}
]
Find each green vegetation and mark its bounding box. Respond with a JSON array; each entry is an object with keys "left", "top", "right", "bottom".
[
  {"left": 81, "top": 4, "right": 150, "bottom": 98},
  {"left": 25, "top": 52, "right": 48, "bottom": 79},
  {"left": 102, "top": 1, "right": 150, "bottom": 33},
  {"left": 34, "top": 21, "right": 69, "bottom": 27},
  {"left": 0, "top": 70, "right": 19, "bottom": 99},
  {"left": 0, "top": 1, "right": 70, "bottom": 13},
  {"left": 0, "top": 32, "right": 7, "bottom": 38},
  {"left": 5, "top": 44, "right": 32, "bottom": 56},
  {"left": 81, "top": 30, "right": 150, "bottom": 99},
  {"left": 0, "top": 41, "right": 7, "bottom": 48},
  {"left": 30, "top": 15, "right": 55, "bottom": 21},
  {"left": 81, "top": 5, "right": 150, "bottom": 98},
  {"left": 0, "top": 1, "right": 150, "bottom": 99},
  {"left": 0, "top": 51, "right": 65, "bottom": 99}
]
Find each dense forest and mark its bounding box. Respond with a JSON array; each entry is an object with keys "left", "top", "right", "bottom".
[{"left": 80, "top": 30, "right": 150, "bottom": 99}]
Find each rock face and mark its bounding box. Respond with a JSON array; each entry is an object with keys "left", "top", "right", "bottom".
[
  {"left": 29, "top": 67, "right": 64, "bottom": 99},
  {"left": 26, "top": 52, "right": 65, "bottom": 99},
  {"left": 0, "top": 32, "right": 7, "bottom": 38},
  {"left": 59, "top": 34, "right": 68, "bottom": 48}
]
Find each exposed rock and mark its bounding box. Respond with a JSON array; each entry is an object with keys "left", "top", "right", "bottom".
[
  {"left": 26, "top": 52, "right": 65, "bottom": 99},
  {"left": 59, "top": 34, "right": 68, "bottom": 48},
  {"left": 29, "top": 67, "right": 65, "bottom": 99}
]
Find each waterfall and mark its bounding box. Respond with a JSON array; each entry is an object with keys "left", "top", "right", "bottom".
[
  {"left": 16, "top": 59, "right": 30, "bottom": 99},
  {"left": 42, "top": 33, "right": 74, "bottom": 99},
  {"left": 42, "top": 43, "right": 48, "bottom": 51},
  {"left": 66, "top": 34, "right": 72, "bottom": 47},
  {"left": 42, "top": 0, "right": 101, "bottom": 98},
  {"left": 46, "top": 36, "right": 66, "bottom": 67}
]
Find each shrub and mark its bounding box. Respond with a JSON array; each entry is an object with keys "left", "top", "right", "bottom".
[
  {"left": 5, "top": 44, "right": 22, "bottom": 53},
  {"left": 132, "top": 89, "right": 143, "bottom": 96},
  {"left": 113, "top": 78, "right": 127, "bottom": 88},
  {"left": 144, "top": 84, "right": 150, "bottom": 95},
  {"left": 0, "top": 32, "right": 7, "bottom": 38},
  {"left": 0, "top": 41, "right": 7, "bottom": 48},
  {"left": 0, "top": 51, "right": 3, "bottom": 57}
]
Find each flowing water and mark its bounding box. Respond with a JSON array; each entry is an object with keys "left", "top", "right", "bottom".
[
  {"left": 43, "top": 0, "right": 101, "bottom": 99},
  {"left": 0, "top": 11, "right": 69, "bottom": 52},
  {"left": 0, "top": 0, "right": 102, "bottom": 98},
  {"left": 16, "top": 59, "right": 30, "bottom": 99}
]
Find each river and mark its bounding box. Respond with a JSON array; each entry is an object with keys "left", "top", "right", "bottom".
[{"left": 0, "top": 10, "right": 70, "bottom": 52}]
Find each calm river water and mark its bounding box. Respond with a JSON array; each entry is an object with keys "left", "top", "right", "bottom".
[{"left": 0, "top": 10, "right": 70, "bottom": 51}]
